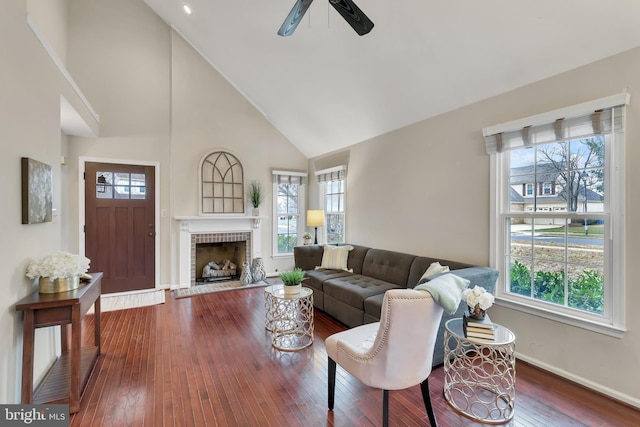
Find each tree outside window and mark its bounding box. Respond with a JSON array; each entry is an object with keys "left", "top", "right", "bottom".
[{"left": 507, "top": 137, "right": 605, "bottom": 314}]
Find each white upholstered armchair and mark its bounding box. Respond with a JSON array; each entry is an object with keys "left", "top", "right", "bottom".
[{"left": 326, "top": 288, "right": 444, "bottom": 427}]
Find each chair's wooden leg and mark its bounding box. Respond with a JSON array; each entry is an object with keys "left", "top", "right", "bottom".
[
  {"left": 328, "top": 357, "right": 336, "bottom": 410},
  {"left": 420, "top": 379, "right": 439, "bottom": 427},
  {"left": 382, "top": 389, "right": 389, "bottom": 427}
]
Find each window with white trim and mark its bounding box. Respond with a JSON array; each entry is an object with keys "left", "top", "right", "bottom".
[
  {"left": 485, "top": 93, "right": 627, "bottom": 336},
  {"left": 316, "top": 166, "right": 346, "bottom": 244},
  {"left": 272, "top": 171, "right": 306, "bottom": 256}
]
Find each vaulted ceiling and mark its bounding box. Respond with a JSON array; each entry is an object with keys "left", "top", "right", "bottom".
[{"left": 143, "top": 0, "right": 640, "bottom": 158}]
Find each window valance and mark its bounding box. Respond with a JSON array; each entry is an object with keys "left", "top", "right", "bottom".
[
  {"left": 272, "top": 170, "right": 307, "bottom": 185},
  {"left": 315, "top": 165, "right": 347, "bottom": 183},
  {"left": 483, "top": 92, "right": 629, "bottom": 155}
]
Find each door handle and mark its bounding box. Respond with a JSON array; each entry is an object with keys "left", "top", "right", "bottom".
[{"left": 148, "top": 232, "right": 156, "bottom": 237}]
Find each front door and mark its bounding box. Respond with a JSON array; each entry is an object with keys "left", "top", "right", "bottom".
[{"left": 85, "top": 162, "right": 155, "bottom": 294}]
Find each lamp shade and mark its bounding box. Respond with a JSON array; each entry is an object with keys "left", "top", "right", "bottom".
[{"left": 307, "top": 210, "right": 325, "bottom": 227}]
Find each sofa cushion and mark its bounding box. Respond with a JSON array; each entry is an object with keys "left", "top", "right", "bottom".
[
  {"left": 323, "top": 274, "right": 401, "bottom": 308},
  {"left": 361, "top": 249, "right": 416, "bottom": 287},
  {"left": 303, "top": 268, "right": 352, "bottom": 292},
  {"left": 344, "top": 244, "right": 370, "bottom": 275},
  {"left": 294, "top": 245, "right": 325, "bottom": 271},
  {"left": 317, "top": 245, "right": 353, "bottom": 271},
  {"left": 363, "top": 293, "right": 385, "bottom": 320}
]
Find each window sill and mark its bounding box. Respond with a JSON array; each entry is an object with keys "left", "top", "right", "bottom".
[
  {"left": 271, "top": 253, "right": 293, "bottom": 260},
  {"left": 495, "top": 297, "right": 626, "bottom": 338}
]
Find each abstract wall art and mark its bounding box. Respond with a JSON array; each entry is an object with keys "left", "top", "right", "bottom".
[{"left": 21, "top": 157, "right": 53, "bottom": 224}]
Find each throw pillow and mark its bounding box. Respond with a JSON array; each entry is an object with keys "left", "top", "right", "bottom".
[
  {"left": 414, "top": 273, "right": 469, "bottom": 314},
  {"left": 316, "top": 245, "right": 354, "bottom": 272},
  {"left": 418, "top": 261, "right": 450, "bottom": 284}
]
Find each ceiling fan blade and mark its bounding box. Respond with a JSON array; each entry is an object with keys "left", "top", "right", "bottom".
[
  {"left": 329, "top": 0, "right": 374, "bottom": 36},
  {"left": 278, "top": 0, "right": 314, "bottom": 36}
]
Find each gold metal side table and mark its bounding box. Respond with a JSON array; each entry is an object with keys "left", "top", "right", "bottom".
[
  {"left": 264, "top": 286, "right": 313, "bottom": 351},
  {"left": 443, "top": 318, "right": 516, "bottom": 424}
]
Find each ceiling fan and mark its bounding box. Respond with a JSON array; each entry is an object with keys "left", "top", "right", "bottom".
[{"left": 278, "top": 0, "right": 374, "bottom": 37}]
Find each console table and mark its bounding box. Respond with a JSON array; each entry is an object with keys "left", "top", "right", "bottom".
[{"left": 15, "top": 272, "right": 103, "bottom": 414}]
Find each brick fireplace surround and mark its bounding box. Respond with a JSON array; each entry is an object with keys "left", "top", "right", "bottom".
[{"left": 175, "top": 216, "right": 262, "bottom": 289}]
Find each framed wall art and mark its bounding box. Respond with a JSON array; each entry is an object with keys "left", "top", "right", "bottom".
[{"left": 21, "top": 157, "right": 53, "bottom": 224}]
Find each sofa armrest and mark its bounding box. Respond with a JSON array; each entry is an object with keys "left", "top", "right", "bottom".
[{"left": 430, "top": 266, "right": 499, "bottom": 293}]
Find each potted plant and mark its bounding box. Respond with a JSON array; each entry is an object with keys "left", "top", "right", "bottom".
[
  {"left": 279, "top": 268, "right": 306, "bottom": 295},
  {"left": 248, "top": 180, "right": 264, "bottom": 216},
  {"left": 26, "top": 251, "right": 91, "bottom": 293},
  {"left": 302, "top": 232, "right": 313, "bottom": 245}
]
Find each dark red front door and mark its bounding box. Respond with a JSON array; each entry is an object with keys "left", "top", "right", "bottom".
[{"left": 85, "top": 162, "right": 155, "bottom": 294}]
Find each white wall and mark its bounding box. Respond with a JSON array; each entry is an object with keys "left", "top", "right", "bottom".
[
  {"left": 311, "top": 46, "right": 640, "bottom": 405},
  {"left": 64, "top": 0, "right": 307, "bottom": 285},
  {"left": 0, "top": 0, "right": 67, "bottom": 405}
]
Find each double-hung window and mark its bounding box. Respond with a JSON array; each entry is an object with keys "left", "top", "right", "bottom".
[
  {"left": 272, "top": 171, "right": 307, "bottom": 256},
  {"left": 485, "top": 93, "right": 628, "bottom": 336},
  {"left": 316, "top": 166, "right": 347, "bottom": 244}
]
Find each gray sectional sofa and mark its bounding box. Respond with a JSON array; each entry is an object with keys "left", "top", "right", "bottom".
[{"left": 294, "top": 244, "right": 499, "bottom": 366}]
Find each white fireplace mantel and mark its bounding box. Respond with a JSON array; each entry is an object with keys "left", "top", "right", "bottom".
[{"left": 175, "top": 216, "right": 263, "bottom": 288}]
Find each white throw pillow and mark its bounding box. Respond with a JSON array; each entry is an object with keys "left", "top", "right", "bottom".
[
  {"left": 419, "top": 261, "right": 450, "bottom": 283},
  {"left": 316, "top": 245, "right": 354, "bottom": 271}
]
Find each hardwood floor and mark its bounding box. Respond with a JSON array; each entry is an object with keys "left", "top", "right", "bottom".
[{"left": 71, "top": 287, "right": 640, "bottom": 426}]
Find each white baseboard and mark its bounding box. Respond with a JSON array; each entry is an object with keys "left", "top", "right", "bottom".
[{"left": 516, "top": 352, "right": 640, "bottom": 409}]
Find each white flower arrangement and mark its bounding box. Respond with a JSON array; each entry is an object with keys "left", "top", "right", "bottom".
[
  {"left": 461, "top": 285, "right": 495, "bottom": 310},
  {"left": 302, "top": 232, "right": 313, "bottom": 240},
  {"left": 26, "top": 251, "right": 90, "bottom": 280}
]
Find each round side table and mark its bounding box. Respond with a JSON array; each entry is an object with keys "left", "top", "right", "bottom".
[
  {"left": 443, "top": 318, "right": 516, "bottom": 424},
  {"left": 264, "top": 286, "right": 314, "bottom": 351}
]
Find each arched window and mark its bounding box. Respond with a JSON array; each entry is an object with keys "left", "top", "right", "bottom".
[{"left": 201, "top": 151, "right": 244, "bottom": 214}]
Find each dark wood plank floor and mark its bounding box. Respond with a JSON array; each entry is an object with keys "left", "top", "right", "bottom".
[{"left": 71, "top": 287, "right": 640, "bottom": 426}]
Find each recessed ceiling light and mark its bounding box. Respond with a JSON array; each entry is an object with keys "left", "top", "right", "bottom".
[{"left": 183, "top": 4, "right": 192, "bottom": 15}]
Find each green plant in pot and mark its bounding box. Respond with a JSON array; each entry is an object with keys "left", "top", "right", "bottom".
[
  {"left": 279, "top": 268, "right": 306, "bottom": 295},
  {"left": 248, "top": 180, "right": 264, "bottom": 216}
]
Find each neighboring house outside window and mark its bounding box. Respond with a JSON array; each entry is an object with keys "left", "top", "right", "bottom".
[
  {"left": 484, "top": 93, "right": 627, "bottom": 337},
  {"left": 272, "top": 171, "right": 307, "bottom": 257},
  {"left": 316, "top": 166, "right": 347, "bottom": 244}
]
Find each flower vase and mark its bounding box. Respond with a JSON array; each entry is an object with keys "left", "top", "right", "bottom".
[
  {"left": 251, "top": 257, "right": 266, "bottom": 283},
  {"left": 39, "top": 275, "right": 80, "bottom": 293},
  {"left": 303, "top": 238, "right": 312, "bottom": 245},
  {"left": 468, "top": 305, "right": 486, "bottom": 320},
  {"left": 240, "top": 262, "right": 252, "bottom": 286}
]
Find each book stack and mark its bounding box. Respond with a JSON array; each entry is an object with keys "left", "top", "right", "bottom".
[{"left": 463, "top": 315, "right": 495, "bottom": 343}]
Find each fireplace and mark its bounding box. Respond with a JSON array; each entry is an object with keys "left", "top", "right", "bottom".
[
  {"left": 175, "top": 216, "right": 262, "bottom": 288},
  {"left": 193, "top": 233, "right": 250, "bottom": 284}
]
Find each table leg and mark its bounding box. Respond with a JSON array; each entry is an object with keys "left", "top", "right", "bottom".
[
  {"left": 20, "top": 311, "right": 35, "bottom": 404},
  {"left": 70, "top": 305, "right": 81, "bottom": 413},
  {"left": 94, "top": 294, "right": 101, "bottom": 354}
]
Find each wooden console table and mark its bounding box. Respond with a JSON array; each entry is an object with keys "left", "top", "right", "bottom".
[{"left": 15, "top": 272, "right": 103, "bottom": 414}]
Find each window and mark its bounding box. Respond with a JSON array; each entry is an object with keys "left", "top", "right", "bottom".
[
  {"left": 272, "top": 171, "right": 307, "bottom": 256},
  {"left": 316, "top": 166, "right": 347, "bottom": 244},
  {"left": 485, "top": 93, "right": 627, "bottom": 336},
  {"left": 200, "top": 151, "right": 244, "bottom": 214},
  {"left": 525, "top": 183, "right": 533, "bottom": 196},
  {"left": 96, "top": 171, "right": 146, "bottom": 199}
]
